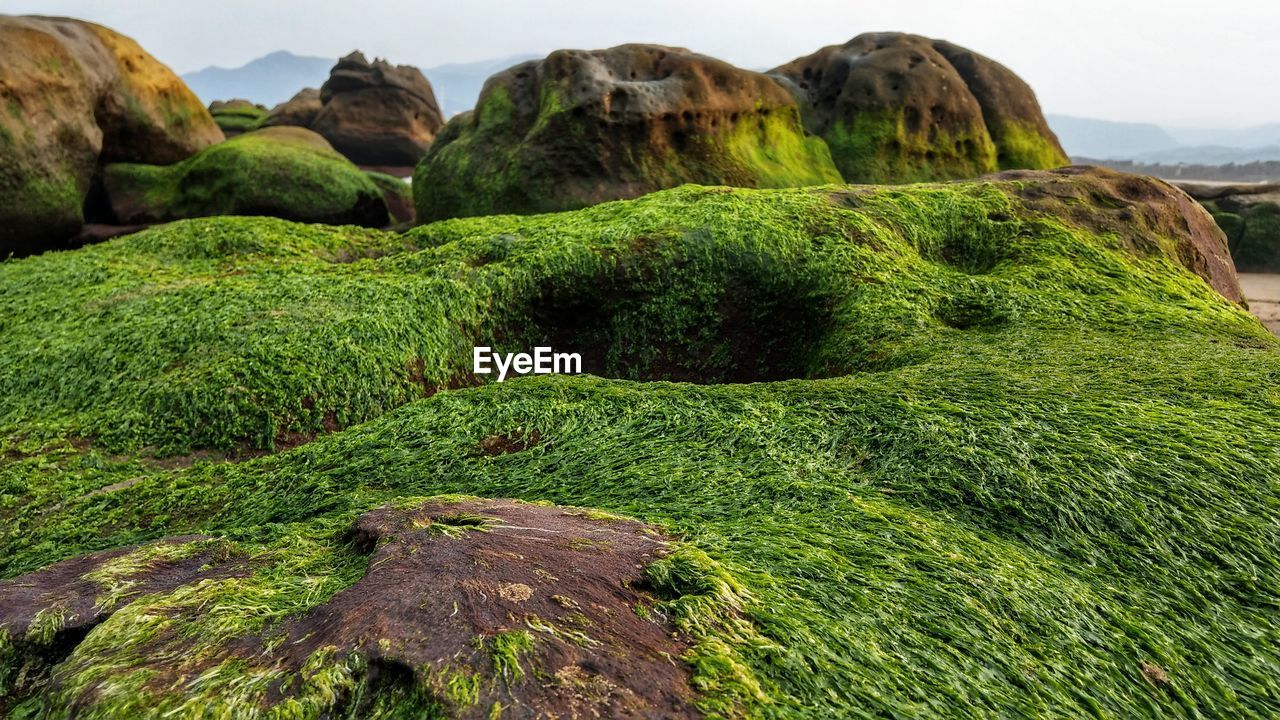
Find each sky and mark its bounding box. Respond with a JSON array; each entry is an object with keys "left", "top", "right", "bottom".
[{"left": 3, "top": 0, "right": 1278, "bottom": 128}]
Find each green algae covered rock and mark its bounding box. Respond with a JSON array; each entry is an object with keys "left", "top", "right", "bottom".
[
  {"left": 1178, "top": 182, "right": 1280, "bottom": 272},
  {"left": 413, "top": 44, "right": 841, "bottom": 222},
  {"left": 208, "top": 99, "right": 268, "bottom": 137},
  {"left": 1, "top": 168, "right": 1276, "bottom": 718},
  {"left": 100, "top": 126, "right": 390, "bottom": 227},
  {"left": 770, "top": 32, "right": 1069, "bottom": 183}
]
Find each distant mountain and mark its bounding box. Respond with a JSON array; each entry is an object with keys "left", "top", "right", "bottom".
[
  {"left": 1132, "top": 144, "right": 1280, "bottom": 165},
  {"left": 1164, "top": 123, "right": 1280, "bottom": 149},
  {"left": 182, "top": 51, "right": 333, "bottom": 107},
  {"left": 1046, "top": 114, "right": 1179, "bottom": 160},
  {"left": 1048, "top": 114, "right": 1280, "bottom": 165},
  {"left": 424, "top": 54, "right": 540, "bottom": 117}
]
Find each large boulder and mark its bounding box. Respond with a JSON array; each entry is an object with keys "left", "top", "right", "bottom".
[
  {"left": 314, "top": 51, "right": 443, "bottom": 168},
  {"left": 0, "top": 15, "right": 222, "bottom": 256},
  {"left": 770, "top": 32, "right": 1068, "bottom": 183},
  {"left": 101, "top": 126, "right": 390, "bottom": 227},
  {"left": 413, "top": 44, "right": 842, "bottom": 222},
  {"left": 260, "top": 54, "right": 443, "bottom": 173}
]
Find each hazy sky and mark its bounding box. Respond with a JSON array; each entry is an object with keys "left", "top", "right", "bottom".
[{"left": 4, "top": 0, "right": 1277, "bottom": 128}]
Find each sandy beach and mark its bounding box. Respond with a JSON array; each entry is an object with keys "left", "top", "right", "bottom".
[{"left": 1241, "top": 273, "right": 1280, "bottom": 335}]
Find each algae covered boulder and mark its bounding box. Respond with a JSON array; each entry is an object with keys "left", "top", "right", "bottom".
[
  {"left": 0, "top": 15, "right": 223, "bottom": 255},
  {"left": 100, "top": 126, "right": 390, "bottom": 227},
  {"left": 208, "top": 98, "right": 267, "bottom": 137},
  {"left": 1177, "top": 181, "right": 1280, "bottom": 272},
  {"left": 770, "top": 32, "right": 1068, "bottom": 183},
  {"left": 413, "top": 43, "right": 841, "bottom": 222}
]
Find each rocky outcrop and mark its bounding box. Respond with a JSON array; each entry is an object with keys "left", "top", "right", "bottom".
[
  {"left": 101, "top": 126, "right": 391, "bottom": 227},
  {"left": 209, "top": 98, "right": 267, "bottom": 137},
  {"left": 262, "top": 53, "right": 443, "bottom": 172},
  {"left": 0, "top": 15, "right": 223, "bottom": 255},
  {"left": 769, "top": 32, "right": 1067, "bottom": 183},
  {"left": 1177, "top": 182, "right": 1280, "bottom": 273},
  {"left": 263, "top": 87, "right": 322, "bottom": 129},
  {"left": 413, "top": 44, "right": 841, "bottom": 222}
]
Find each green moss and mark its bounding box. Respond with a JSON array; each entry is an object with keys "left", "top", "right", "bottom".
[
  {"left": 102, "top": 127, "right": 389, "bottom": 226},
  {"left": 209, "top": 103, "right": 268, "bottom": 136},
  {"left": 413, "top": 91, "right": 841, "bottom": 222},
  {"left": 823, "top": 110, "right": 999, "bottom": 183},
  {"left": 991, "top": 119, "right": 1070, "bottom": 170},
  {"left": 1, "top": 176, "right": 1278, "bottom": 717},
  {"left": 1230, "top": 202, "right": 1280, "bottom": 272},
  {"left": 486, "top": 630, "right": 534, "bottom": 682},
  {"left": 1, "top": 171, "right": 84, "bottom": 253}
]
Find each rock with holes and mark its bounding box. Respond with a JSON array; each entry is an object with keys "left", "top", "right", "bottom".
[
  {"left": 0, "top": 15, "right": 223, "bottom": 256},
  {"left": 16, "top": 499, "right": 700, "bottom": 719},
  {"left": 769, "top": 32, "right": 1067, "bottom": 183},
  {"left": 412, "top": 43, "right": 842, "bottom": 222}
]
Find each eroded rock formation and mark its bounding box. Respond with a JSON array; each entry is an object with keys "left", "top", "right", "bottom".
[
  {"left": 412, "top": 43, "right": 841, "bottom": 222},
  {"left": 769, "top": 32, "right": 1068, "bottom": 183}
]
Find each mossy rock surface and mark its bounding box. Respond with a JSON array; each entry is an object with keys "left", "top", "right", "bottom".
[
  {"left": 770, "top": 32, "right": 1069, "bottom": 183},
  {"left": 1, "top": 168, "right": 1277, "bottom": 718},
  {"left": 0, "top": 15, "right": 222, "bottom": 256},
  {"left": 413, "top": 44, "right": 841, "bottom": 223},
  {"left": 100, "top": 126, "right": 390, "bottom": 227},
  {"left": 208, "top": 99, "right": 268, "bottom": 137}
]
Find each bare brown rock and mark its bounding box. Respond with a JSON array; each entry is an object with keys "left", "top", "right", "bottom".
[
  {"left": 263, "top": 87, "right": 322, "bottom": 129},
  {"left": 312, "top": 51, "right": 444, "bottom": 168},
  {"left": 7, "top": 500, "right": 701, "bottom": 718}
]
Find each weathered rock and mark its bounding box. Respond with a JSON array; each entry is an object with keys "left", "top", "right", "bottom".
[
  {"left": 770, "top": 32, "right": 1067, "bottom": 183},
  {"left": 263, "top": 87, "right": 323, "bottom": 129},
  {"left": 209, "top": 98, "right": 267, "bottom": 137},
  {"left": 413, "top": 44, "right": 842, "bottom": 222},
  {"left": 9, "top": 499, "right": 700, "bottom": 719},
  {"left": 0, "top": 537, "right": 246, "bottom": 705},
  {"left": 101, "top": 126, "right": 391, "bottom": 227},
  {"left": 311, "top": 51, "right": 444, "bottom": 168},
  {"left": 992, "top": 166, "right": 1243, "bottom": 303},
  {"left": 0, "top": 15, "right": 222, "bottom": 256}
]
